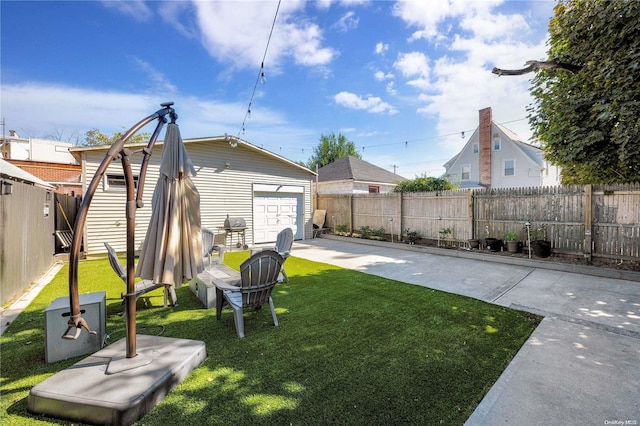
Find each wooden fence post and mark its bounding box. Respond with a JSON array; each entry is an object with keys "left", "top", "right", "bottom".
[
  {"left": 349, "top": 194, "right": 353, "bottom": 233},
  {"left": 468, "top": 189, "right": 475, "bottom": 240},
  {"left": 399, "top": 191, "right": 403, "bottom": 242},
  {"left": 584, "top": 184, "right": 592, "bottom": 261}
]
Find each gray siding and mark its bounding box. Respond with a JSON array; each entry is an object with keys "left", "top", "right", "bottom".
[
  {"left": 0, "top": 181, "right": 56, "bottom": 305},
  {"left": 80, "top": 138, "right": 314, "bottom": 255}
]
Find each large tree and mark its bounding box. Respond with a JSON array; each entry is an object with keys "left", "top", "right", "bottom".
[
  {"left": 305, "top": 132, "right": 361, "bottom": 170},
  {"left": 525, "top": 0, "right": 640, "bottom": 184},
  {"left": 82, "top": 128, "right": 150, "bottom": 146}
]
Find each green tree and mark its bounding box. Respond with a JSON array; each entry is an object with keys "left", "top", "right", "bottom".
[
  {"left": 305, "top": 132, "right": 361, "bottom": 170},
  {"left": 393, "top": 175, "right": 454, "bottom": 193},
  {"left": 527, "top": 0, "right": 640, "bottom": 184},
  {"left": 82, "top": 128, "right": 150, "bottom": 146}
]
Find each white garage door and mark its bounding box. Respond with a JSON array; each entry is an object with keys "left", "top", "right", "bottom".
[{"left": 253, "top": 185, "right": 304, "bottom": 243}]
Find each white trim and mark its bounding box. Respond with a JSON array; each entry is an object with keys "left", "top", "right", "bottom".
[{"left": 253, "top": 183, "right": 304, "bottom": 193}]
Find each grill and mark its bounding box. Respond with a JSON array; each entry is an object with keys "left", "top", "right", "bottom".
[
  {"left": 224, "top": 216, "right": 246, "bottom": 231},
  {"left": 220, "top": 215, "right": 248, "bottom": 250}
]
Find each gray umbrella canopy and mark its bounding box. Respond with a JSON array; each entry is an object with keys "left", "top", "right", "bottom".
[{"left": 136, "top": 123, "right": 203, "bottom": 287}]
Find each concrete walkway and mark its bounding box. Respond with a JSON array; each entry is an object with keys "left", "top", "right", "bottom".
[{"left": 293, "top": 237, "right": 640, "bottom": 425}]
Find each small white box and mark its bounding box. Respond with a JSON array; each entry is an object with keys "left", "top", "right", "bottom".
[{"left": 44, "top": 292, "right": 106, "bottom": 363}]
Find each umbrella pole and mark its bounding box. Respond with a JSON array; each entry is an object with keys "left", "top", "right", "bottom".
[
  {"left": 63, "top": 103, "right": 175, "bottom": 345},
  {"left": 123, "top": 154, "right": 138, "bottom": 358}
]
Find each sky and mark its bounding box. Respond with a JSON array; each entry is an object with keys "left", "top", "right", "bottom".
[{"left": 1, "top": 0, "right": 554, "bottom": 178}]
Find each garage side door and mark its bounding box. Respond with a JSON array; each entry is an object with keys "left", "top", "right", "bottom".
[{"left": 253, "top": 189, "right": 303, "bottom": 243}]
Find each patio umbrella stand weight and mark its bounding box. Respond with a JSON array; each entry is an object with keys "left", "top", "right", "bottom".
[{"left": 28, "top": 103, "right": 207, "bottom": 426}]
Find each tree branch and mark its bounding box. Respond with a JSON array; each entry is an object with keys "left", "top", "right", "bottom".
[{"left": 492, "top": 60, "right": 582, "bottom": 76}]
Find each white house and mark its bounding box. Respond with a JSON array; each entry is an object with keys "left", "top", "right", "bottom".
[
  {"left": 444, "top": 107, "right": 560, "bottom": 189},
  {"left": 1, "top": 131, "right": 77, "bottom": 164},
  {"left": 70, "top": 136, "right": 316, "bottom": 255},
  {"left": 315, "top": 156, "right": 406, "bottom": 194}
]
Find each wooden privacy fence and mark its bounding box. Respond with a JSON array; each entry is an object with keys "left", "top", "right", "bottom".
[{"left": 316, "top": 183, "right": 640, "bottom": 262}]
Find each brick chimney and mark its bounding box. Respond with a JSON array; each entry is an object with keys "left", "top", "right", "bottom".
[{"left": 478, "top": 107, "right": 492, "bottom": 188}]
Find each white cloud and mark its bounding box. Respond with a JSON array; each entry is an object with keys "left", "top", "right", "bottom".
[
  {"left": 390, "top": 0, "right": 550, "bottom": 156},
  {"left": 100, "top": 0, "right": 153, "bottom": 22},
  {"left": 392, "top": 0, "right": 476, "bottom": 41},
  {"left": 374, "top": 71, "right": 394, "bottom": 81},
  {"left": 386, "top": 82, "right": 397, "bottom": 96},
  {"left": 0, "top": 82, "right": 292, "bottom": 143},
  {"left": 375, "top": 42, "right": 389, "bottom": 55},
  {"left": 332, "top": 11, "right": 359, "bottom": 32},
  {"left": 460, "top": 12, "right": 530, "bottom": 41},
  {"left": 157, "top": 1, "right": 199, "bottom": 39},
  {"left": 394, "top": 52, "right": 430, "bottom": 78},
  {"left": 189, "top": 1, "right": 336, "bottom": 72},
  {"left": 333, "top": 91, "right": 398, "bottom": 115},
  {"left": 394, "top": 52, "right": 431, "bottom": 90},
  {"left": 131, "top": 57, "right": 177, "bottom": 93},
  {"left": 285, "top": 22, "right": 337, "bottom": 67}
]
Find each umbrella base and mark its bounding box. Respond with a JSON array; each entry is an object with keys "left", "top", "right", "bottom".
[{"left": 28, "top": 334, "right": 207, "bottom": 425}]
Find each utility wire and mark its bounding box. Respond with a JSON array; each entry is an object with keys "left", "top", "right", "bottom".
[
  {"left": 237, "top": 0, "right": 281, "bottom": 138},
  {"left": 259, "top": 116, "right": 530, "bottom": 155}
]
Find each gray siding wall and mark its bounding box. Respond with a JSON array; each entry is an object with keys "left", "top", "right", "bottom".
[
  {"left": 0, "top": 181, "right": 55, "bottom": 305},
  {"left": 81, "top": 139, "right": 313, "bottom": 254}
]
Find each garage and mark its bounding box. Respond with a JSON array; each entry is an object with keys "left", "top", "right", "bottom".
[{"left": 253, "top": 184, "right": 304, "bottom": 243}]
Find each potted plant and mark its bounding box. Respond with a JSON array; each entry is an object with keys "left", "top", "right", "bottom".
[
  {"left": 404, "top": 228, "right": 419, "bottom": 244},
  {"left": 504, "top": 231, "right": 521, "bottom": 253},
  {"left": 529, "top": 224, "right": 551, "bottom": 258}
]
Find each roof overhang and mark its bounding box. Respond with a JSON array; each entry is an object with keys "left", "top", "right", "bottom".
[{"left": 70, "top": 136, "right": 316, "bottom": 176}]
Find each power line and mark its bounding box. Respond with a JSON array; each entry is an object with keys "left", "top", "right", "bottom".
[
  {"left": 252, "top": 116, "right": 531, "bottom": 158},
  {"left": 236, "top": 0, "right": 281, "bottom": 138}
]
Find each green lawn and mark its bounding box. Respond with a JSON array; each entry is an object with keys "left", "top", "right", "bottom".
[{"left": 0, "top": 251, "right": 540, "bottom": 425}]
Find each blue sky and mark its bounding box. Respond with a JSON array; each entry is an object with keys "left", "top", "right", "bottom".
[{"left": 1, "top": 0, "right": 554, "bottom": 178}]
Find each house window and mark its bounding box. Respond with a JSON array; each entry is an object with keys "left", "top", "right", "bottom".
[
  {"left": 368, "top": 185, "right": 380, "bottom": 193},
  {"left": 473, "top": 143, "right": 479, "bottom": 154},
  {"left": 104, "top": 173, "right": 139, "bottom": 191},
  {"left": 493, "top": 138, "right": 501, "bottom": 150},
  {"left": 504, "top": 159, "right": 515, "bottom": 176},
  {"left": 461, "top": 164, "right": 470, "bottom": 180}
]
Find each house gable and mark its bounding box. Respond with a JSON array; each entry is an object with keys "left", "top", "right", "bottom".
[
  {"left": 317, "top": 156, "right": 405, "bottom": 194},
  {"left": 444, "top": 107, "right": 553, "bottom": 189}
]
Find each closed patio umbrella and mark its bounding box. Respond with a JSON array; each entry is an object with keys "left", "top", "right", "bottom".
[{"left": 136, "top": 122, "right": 203, "bottom": 288}]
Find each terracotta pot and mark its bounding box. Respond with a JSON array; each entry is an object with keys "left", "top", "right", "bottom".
[{"left": 506, "top": 240, "right": 520, "bottom": 253}]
